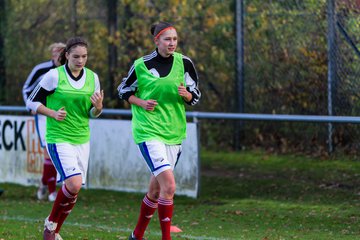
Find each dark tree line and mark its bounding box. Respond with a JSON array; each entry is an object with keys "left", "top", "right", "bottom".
[{"left": 1, "top": 0, "right": 360, "bottom": 154}]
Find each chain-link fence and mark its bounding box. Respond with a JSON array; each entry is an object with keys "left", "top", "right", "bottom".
[
  {"left": 221, "top": 0, "right": 360, "bottom": 155},
  {"left": 331, "top": 0, "right": 360, "bottom": 153}
]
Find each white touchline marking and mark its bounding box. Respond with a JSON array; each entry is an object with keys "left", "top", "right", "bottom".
[{"left": 1, "top": 216, "right": 234, "bottom": 240}]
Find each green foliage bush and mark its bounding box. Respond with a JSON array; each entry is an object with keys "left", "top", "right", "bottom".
[{"left": 2, "top": 0, "right": 360, "bottom": 154}]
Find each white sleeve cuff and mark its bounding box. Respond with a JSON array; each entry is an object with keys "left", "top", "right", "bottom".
[
  {"left": 89, "top": 107, "right": 102, "bottom": 118},
  {"left": 26, "top": 100, "right": 42, "bottom": 113}
]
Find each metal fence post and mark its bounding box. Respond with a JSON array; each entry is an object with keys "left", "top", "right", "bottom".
[
  {"left": 327, "top": 0, "right": 336, "bottom": 154},
  {"left": 71, "top": 0, "right": 78, "bottom": 36},
  {"left": 235, "top": 0, "right": 245, "bottom": 150},
  {"left": 0, "top": 0, "right": 6, "bottom": 103},
  {"left": 107, "top": 0, "right": 118, "bottom": 99}
]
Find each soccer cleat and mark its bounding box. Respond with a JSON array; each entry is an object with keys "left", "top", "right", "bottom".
[
  {"left": 37, "top": 182, "right": 48, "bottom": 200},
  {"left": 48, "top": 192, "right": 57, "bottom": 202},
  {"left": 128, "top": 232, "right": 145, "bottom": 240},
  {"left": 55, "top": 233, "right": 63, "bottom": 240},
  {"left": 43, "top": 216, "right": 57, "bottom": 240}
]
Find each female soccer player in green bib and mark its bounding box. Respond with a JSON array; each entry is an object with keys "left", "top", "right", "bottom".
[
  {"left": 27, "top": 37, "right": 104, "bottom": 240},
  {"left": 118, "top": 21, "right": 201, "bottom": 240}
]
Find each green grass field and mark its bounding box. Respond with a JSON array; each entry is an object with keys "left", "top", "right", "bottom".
[{"left": 1, "top": 150, "right": 360, "bottom": 239}]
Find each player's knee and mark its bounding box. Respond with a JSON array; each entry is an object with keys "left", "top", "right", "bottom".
[
  {"left": 163, "top": 182, "right": 176, "bottom": 196},
  {"left": 65, "top": 178, "right": 82, "bottom": 194},
  {"left": 66, "top": 183, "right": 81, "bottom": 194},
  {"left": 148, "top": 191, "right": 160, "bottom": 201},
  {"left": 148, "top": 184, "right": 160, "bottom": 200}
]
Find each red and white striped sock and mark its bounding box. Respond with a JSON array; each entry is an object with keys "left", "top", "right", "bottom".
[
  {"left": 48, "top": 185, "right": 77, "bottom": 224},
  {"left": 133, "top": 194, "right": 158, "bottom": 239},
  {"left": 55, "top": 185, "right": 77, "bottom": 233},
  {"left": 158, "top": 197, "right": 174, "bottom": 240}
]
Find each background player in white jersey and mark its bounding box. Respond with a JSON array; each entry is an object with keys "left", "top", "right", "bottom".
[
  {"left": 27, "top": 36, "right": 104, "bottom": 240},
  {"left": 23, "top": 42, "right": 65, "bottom": 202},
  {"left": 118, "top": 21, "right": 201, "bottom": 240}
]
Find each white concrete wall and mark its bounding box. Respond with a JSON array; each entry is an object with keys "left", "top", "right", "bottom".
[{"left": 0, "top": 115, "right": 199, "bottom": 198}]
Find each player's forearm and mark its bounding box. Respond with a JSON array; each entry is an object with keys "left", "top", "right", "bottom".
[
  {"left": 36, "top": 104, "right": 57, "bottom": 119},
  {"left": 128, "top": 95, "right": 144, "bottom": 107}
]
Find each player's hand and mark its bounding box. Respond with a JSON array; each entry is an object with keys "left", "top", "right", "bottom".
[
  {"left": 53, "top": 107, "right": 66, "bottom": 121},
  {"left": 178, "top": 83, "right": 192, "bottom": 102},
  {"left": 141, "top": 99, "right": 158, "bottom": 111},
  {"left": 90, "top": 90, "right": 104, "bottom": 111}
]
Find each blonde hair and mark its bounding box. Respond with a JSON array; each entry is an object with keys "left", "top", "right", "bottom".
[{"left": 48, "top": 42, "right": 66, "bottom": 52}]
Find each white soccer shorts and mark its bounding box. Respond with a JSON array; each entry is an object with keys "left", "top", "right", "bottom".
[
  {"left": 46, "top": 142, "right": 90, "bottom": 184},
  {"left": 137, "top": 140, "right": 182, "bottom": 177}
]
